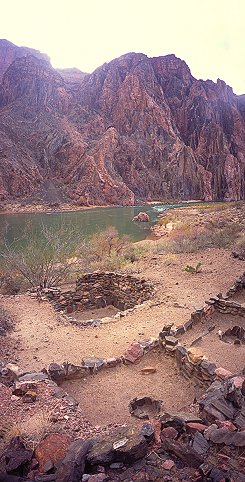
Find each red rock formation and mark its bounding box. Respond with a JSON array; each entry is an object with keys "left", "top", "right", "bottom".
[{"left": 0, "top": 41, "right": 244, "bottom": 205}]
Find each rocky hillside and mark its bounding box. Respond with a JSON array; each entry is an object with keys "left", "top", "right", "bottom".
[{"left": 0, "top": 40, "right": 245, "bottom": 205}]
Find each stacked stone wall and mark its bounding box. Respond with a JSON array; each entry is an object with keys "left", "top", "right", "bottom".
[{"left": 52, "top": 272, "right": 154, "bottom": 314}]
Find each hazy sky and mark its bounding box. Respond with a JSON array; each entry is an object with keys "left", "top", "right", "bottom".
[{"left": 1, "top": 0, "right": 245, "bottom": 94}]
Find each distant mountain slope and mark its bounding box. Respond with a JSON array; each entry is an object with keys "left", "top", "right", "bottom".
[{"left": 0, "top": 40, "right": 244, "bottom": 205}]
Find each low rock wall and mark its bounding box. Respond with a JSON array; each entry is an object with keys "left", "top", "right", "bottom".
[{"left": 51, "top": 272, "right": 154, "bottom": 314}]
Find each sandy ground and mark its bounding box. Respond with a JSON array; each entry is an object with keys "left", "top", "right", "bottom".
[
  {"left": 179, "top": 311, "right": 245, "bottom": 373},
  {"left": 75, "top": 305, "right": 118, "bottom": 321},
  {"left": 62, "top": 349, "right": 200, "bottom": 427},
  {"left": 1, "top": 248, "right": 244, "bottom": 372},
  {"left": 1, "top": 246, "right": 245, "bottom": 427}
]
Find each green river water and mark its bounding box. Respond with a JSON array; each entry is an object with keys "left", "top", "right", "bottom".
[{"left": 0, "top": 203, "right": 202, "bottom": 244}]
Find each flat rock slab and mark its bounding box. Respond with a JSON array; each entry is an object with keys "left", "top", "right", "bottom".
[
  {"left": 35, "top": 433, "right": 71, "bottom": 474},
  {"left": 82, "top": 358, "right": 105, "bottom": 371},
  {"left": 86, "top": 426, "right": 149, "bottom": 466},
  {"left": 55, "top": 439, "right": 94, "bottom": 482},
  {"left": 161, "top": 437, "right": 204, "bottom": 468}
]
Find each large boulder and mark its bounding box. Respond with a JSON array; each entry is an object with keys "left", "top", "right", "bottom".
[
  {"left": 86, "top": 426, "right": 151, "bottom": 466},
  {"left": 0, "top": 436, "right": 33, "bottom": 475},
  {"left": 55, "top": 439, "right": 94, "bottom": 482},
  {"left": 132, "top": 212, "right": 150, "bottom": 222},
  {"left": 34, "top": 433, "right": 71, "bottom": 474}
]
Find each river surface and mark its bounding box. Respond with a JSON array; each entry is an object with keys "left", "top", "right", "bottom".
[{"left": 0, "top": 203, "right": 200, "bottom": 243}]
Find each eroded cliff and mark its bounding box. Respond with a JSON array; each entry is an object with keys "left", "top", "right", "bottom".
[{"left": 0, "top": 40, "right": 244, "bottom": 205}]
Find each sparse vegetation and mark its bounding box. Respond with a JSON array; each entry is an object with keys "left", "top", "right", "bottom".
[
  {"left": 0, "top": 222, "right": 86, "bottom": 289},
  {"left": 183, "top": 262, "right": 202, "bottom": 274}
]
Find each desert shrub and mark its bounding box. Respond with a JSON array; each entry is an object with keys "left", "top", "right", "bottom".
[
  {"left": 0, "top": 222, "right": 85, "bottom": 289},
  {"left": 208, "top": 223, "right": 241, "bottom": 248},
  {"left": 183, "top": 262, "right": 202, "bottom": 274},
  {"left": 87, "top": 226, "right": 130, "bottom": 260},
  {"left": 123, "top": 242, "right": 150, "bottom": 262},
  {"left": 159, "top": 216, "right": 172, "bottom": 227},
  {"left": 0, "top": 270, "right": 28, "bottom": 295},
  {"left": 166, "top": 226, "right": 211, "bottom": 253},
  {"left": 89, "top": 253, "right": 129, "bottom": 272},
  {"left": 233, "top": 233, "right": 245, "bottom": 251}
]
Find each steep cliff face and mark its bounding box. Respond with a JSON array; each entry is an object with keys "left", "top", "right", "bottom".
[
  {"left": 0, "top": 39, "right": 49, "bottom": 82},
  {"left": 0, "top": 42, "right": 244, "bottom": 205}
]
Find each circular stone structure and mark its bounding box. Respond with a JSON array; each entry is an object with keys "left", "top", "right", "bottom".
[{"left": 54, "top": 272, "right": 154, "bottom": 314}]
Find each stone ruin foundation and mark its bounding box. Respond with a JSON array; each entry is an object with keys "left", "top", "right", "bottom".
[
  {"left": 45, "top": 272, "right": 154, "bottom": 321},
  {"left": 2, "top": 274, "right": 245, "bottom": 479}
]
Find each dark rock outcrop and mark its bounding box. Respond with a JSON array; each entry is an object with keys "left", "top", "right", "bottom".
[{"left": 0, "top": 41, "right": 245, "bottom": 205}]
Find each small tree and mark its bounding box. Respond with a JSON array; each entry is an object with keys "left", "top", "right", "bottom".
[
  {"left": 88, "top": 226, "right": 130, "bottom": 261},
  {"left": 0, "top": 222, "right": 85, "bottom": 289}
]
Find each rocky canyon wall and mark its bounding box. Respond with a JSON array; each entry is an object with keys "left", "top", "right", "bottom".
[{"left": 0, "top": 40, "right": 244, "bottom": 205}]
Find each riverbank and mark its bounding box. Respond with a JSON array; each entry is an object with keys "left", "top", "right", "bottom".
[
  {"left": 0, "top": 201, "right": 110, "bottom": 215},
  {"left": 0, "top": 199, "right": 205, "bottom": 215}
]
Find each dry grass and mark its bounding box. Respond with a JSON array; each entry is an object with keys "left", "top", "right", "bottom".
[{"left": 2, "top": 408, "right": 56, "bottom": 449}]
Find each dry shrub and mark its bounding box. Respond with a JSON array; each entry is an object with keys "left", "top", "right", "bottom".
[
  {"left": 167, "top": 226, "right": 210, "bottom": 253},
  {"left": 0, "top": 270, "right": 27, "bottom": 295},
  {"left": 88, "top": 226, "right": 130, "bottom": 260},
  {"left": 208, "top": 222, "right": 241, "bottom": 248},
  {"left": 3, "top": 409, "right": 54, "bottom": 449}
]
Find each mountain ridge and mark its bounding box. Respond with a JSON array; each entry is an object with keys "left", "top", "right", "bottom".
[{"left": 0, "top": 39, "right": 244, "bottom": 206}]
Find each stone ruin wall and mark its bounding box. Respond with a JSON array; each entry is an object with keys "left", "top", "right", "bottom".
[{"left": 52, "top": 272, "right": 154, "bottom": 314}]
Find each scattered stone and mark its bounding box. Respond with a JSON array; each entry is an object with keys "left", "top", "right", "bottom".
[
  {"left": 214, "top": 367, "right": 232, "bottom": 380},
  {"left": 164, "top": 336, "right": 178, "bottom": 347},
  {"left": 161, "top": 426, "right": 178, "bottom": 440},
  {"left": 0, "top": 436, "right": 33, "bottom": 474},
  {"left": 192, "top": 432, "right": 209, "bottom": 456},
  {"left": 161, "top": 437, "right": 204, "bottom": 468},
  {"left": 18, "top": 372, "right": 49, "bottom": 382},
  {"left": 161, "top": 412, "right": 203, "bottom": 432},
  {"left": 105, "top": 357, "right": 122, "bottom": 368},
  {"left": 139, "top": 422, "right": 155, "bottom": 441},
  {"left": 216, "top": 420, "right": 237, "bottom": 431},
  {"left": 186, "top": 422, "right": 208, "bottom": 434},
  {"left": 22, "top": 389, "right": 37, "bottom": 403},
  {"left": 109, "top": 462, "right": 124, "bottom": 469},
  {"left": 82, "top": 357, "right": 105, "bottom": 371},
  {"left": 5, "top": 363, "right": 24, "bottom": 380},
  {"left": 12, "top": 381, "right": 37, "bottom": 396},
  {"left": 48, "top": 363, "right": 66, "bottom": 384},
  {"left": 124, "top": 343, "right": 144, "bottom": 363},
  {"left": 140, "top": 367, "right": 156, "bottom": 374},
  {"left": 162, "top": 459, "right": 175, "bottom": 470},
  {"left": 87, "top": 475, "right": 106, "bottom": 482},
  {"left": 187, "top": 348, "right": 204, "bottom": 365}
]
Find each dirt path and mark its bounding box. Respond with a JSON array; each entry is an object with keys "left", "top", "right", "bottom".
[{"left": 1, "top": 248, "right": 244, "bottom": 371}]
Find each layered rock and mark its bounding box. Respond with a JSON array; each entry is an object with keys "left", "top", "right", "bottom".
[{"left": 0, "top": 41, "right": 245, "bottom": 205}]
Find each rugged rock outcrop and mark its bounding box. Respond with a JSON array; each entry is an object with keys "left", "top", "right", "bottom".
[
  {"left": 0, "top": 39, "right": 49, "bottom": 82},
  {"left": 0, "top": 40, "right": 245, "bottom": 205}
]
